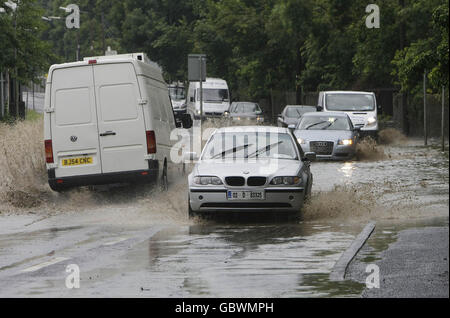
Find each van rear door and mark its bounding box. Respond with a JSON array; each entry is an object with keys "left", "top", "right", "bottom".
[
  {"left": 93, "top": 63, "right": 148, "bottom": 174},
  {"left": 51, "top": 66, "right": 102, "bottom": 178}
]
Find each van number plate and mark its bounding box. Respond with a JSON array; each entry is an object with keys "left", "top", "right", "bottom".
[
  {"left": 227, "top": 190, "right": 265, "bottom": 201},
  {"left": 62, "top": 157, "right": 93, "bottom": 167}
]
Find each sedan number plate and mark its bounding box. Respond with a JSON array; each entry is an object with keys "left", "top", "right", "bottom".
[
  {"left": 227, "top": 190, "right": 265, "bottom": 201},
  {"left": 62, "top": 157, "right": 93, "bottom": 167}
]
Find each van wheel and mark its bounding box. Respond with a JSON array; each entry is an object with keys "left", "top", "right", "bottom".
[
  {"left": 188, "top": 197, "right": 198, "bottom": 219},
  {"left": 160, "top": 164, "right": 168, "bottom": 191}
]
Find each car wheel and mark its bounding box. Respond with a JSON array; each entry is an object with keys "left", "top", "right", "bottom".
[{"left": 160, "top": 164, "right": 168, "bottom": 191}]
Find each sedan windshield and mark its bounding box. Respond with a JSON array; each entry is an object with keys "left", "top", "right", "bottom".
[
  {"left": 326, "top": 94, "right": 375, "bottom": 111},
  {"left": 231, "top": 103, "right": 261, "bottom": 114},
  {"left": 202, "top": 132, "right": 298, "bottom": 160},
  {"left": 298, "top": 116, "right": 351, "bottom": 131}
]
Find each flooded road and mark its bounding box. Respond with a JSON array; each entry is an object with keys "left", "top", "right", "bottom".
[{"left": 0, "top": 136, "right": 448, "bottom": 297}]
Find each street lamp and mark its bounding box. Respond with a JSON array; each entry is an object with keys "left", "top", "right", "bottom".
[
  {"left": 3, "top": 0, "right": 19, "bottom": 118},
  {"left": 41, "top": 16, "right": 62, "bottom": 22}
]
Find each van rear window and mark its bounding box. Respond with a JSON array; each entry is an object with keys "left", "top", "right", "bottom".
[
  {"left": 55, "top": 87, "right": 92, "bottom": 126},
  {"left": 99, "top": 84, "right": 138, "bottom": 122}
]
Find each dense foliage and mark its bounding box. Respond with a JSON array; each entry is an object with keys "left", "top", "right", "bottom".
[{"left": 1, "top": 0, "right": 448, "bottom": 101}]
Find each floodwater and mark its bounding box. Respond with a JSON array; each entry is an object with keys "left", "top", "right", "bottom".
[{"left": 0, "top": 129, "right": 448, "bottom": 297}]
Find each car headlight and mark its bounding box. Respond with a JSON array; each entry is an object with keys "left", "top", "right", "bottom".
[
  {"left": 338, "top": 139, "right": 353, "bottom": 146},
  {"left": 193, "top": 176, "right": 223, "bottom": 185},
  {"left": 367, "top": 117, "right": 377, "bottom": 125},
  {"left": 270, "top": 176, "right": 301, "bottom": 185},
  {"left": 195, "top": 109, "right": 201, "bottom": 115},
  {"left": 297, "top": 138, "right": 306, "bottom": 145}
]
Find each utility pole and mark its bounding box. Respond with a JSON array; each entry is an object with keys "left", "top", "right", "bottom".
[
  {"left": 14, "top": 9, "right": 19, "bottom": 118},
  {"left": 399, "top": 0, "right": 409, "bottom": 135},
  {"left": 424, "top": 70, "right": 427, "bottom": 146},
  {"left": 442, "top": 86, "right": 446, "bottom": 152},
  {"left": 101, "top": 12, "right": 106, "bottom": 53}
]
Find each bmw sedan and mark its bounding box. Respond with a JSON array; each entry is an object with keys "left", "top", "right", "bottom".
[
  {"left": 293, "top": 112, "right": 359, "bottom": 161},
  {"left": 187, "top": 126, "right": 315, "bottom": 217}
]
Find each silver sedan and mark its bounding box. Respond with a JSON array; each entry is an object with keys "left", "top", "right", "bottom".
[
  {"left": 187, "top": 126, "right": 315, "bottom": 217},
  {"left": 292, "top": 112, "right": 359, "bottom": 160}
]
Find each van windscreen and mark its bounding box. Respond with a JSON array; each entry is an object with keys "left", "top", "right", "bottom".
[
  {"left": 326, "top": 94, "right": 375, "bottom": 112},
  {"left": 197, "top": 89, "right": 229, "bottom": 102}
]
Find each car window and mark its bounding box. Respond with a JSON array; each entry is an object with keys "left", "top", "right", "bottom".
[
  {"left": 202, "top": 132, "right": 298, "bottom": 160},
  {"left": 326, "top": 94, "right": 375, "bottom": 111},
  {"left": 231, "top": 103, "right": 261, "bottom": 114}
]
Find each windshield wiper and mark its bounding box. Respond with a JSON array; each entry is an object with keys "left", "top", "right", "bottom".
[
  {"left": 245, "top": 141, "right": 283, "bottom": 159},
  {"left": 305, "top": 121, "right": 329, "bottom": 130},
  {"left": 210, "top": 144, "right": 252, "bottom": 159}
]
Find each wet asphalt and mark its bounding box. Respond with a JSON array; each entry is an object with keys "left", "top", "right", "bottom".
[{"left": 0, "top": 139, "right": 448, "bottom": 297}]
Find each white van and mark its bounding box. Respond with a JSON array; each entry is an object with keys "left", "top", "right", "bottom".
[
  {"left": 317, "top": 91, "right": 379, "bottom": 139},
  {"left": 187, "top": 78, "right": 230, "bottom": 119},
  {"left": 44, "top": 53, "right": 190, "bottom": 191}
]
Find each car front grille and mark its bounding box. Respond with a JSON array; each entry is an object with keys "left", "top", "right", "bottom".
[
  {"left": 310, "top": 141, "right": 334, "bottom": 155},
  {"left": 225, "top": 177, "right": 246, "bottom": 187},
  {"left": 205, "top": 112, "right": 223, "bottom": 116},
  {"left": 247, "top": 177, "right": 267, "bottom": 187}
]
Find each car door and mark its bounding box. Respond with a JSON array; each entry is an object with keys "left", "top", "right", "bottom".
[
  {"left": 51, "top": 66, "right": 102, "bottom": 178},
  {"left": 93, "top": 63, "right": 148, "bottom": 174}
]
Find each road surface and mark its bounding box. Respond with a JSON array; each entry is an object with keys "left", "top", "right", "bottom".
[{"left": 0, "top": 138, "right": 448, "bottom": 297}]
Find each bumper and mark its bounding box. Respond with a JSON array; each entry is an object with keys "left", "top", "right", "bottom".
[
  {"left": 174, "top": 108, "right": 187, "bottom": 115},
  {"left": 301, "top": 144, "right": 356, "bottom": 161},
  {"left": 48, "top": 161, "right": 159, "bottom": 190},
  {"left": 359, "top": 129, "right": 378, "bottom": 140},
  {"left": 189, "top": 187, "right": 305, "bottom": 213}
]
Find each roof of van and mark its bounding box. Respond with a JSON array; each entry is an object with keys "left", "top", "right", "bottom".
[
  {"left": 190, "top": 78, "right": 228, "bottom": 88},
  {"left": 46, "top": 53, "right": 165, "bottom": 84},
  {"left": 322, "top": 91, "right": 374, "bottom": 95},
  {"left": 215, "top": 126, "right": 289, "bottom": 134}
]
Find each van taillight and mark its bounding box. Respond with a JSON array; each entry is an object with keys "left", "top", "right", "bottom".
[
  {"left": 146, "top": 131, "right": 156, "bottom": 154},
  {"left": 44, "top": 140, "right": 54, "bottom": 164}
]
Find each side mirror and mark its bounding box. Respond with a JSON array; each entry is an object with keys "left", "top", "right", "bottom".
[
  {"left": 288, "top": 124, "right": 296, "bottom": 130},
  {"left": 353, "top": 126, "right": 362, "bottom": 132},
  {"left": 190, "top": 97, "right": 194, "bottom": 102},
  {"left": 316, "top": 105, "right": 323, "bottom": 112},
  {"left": 303, "top": 152, "right": 316, "bottom": 162},
  {"left": 183, "top": 151, "right": 198, "bottom": 162}
]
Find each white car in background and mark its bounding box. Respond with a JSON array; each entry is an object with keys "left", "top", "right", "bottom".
[
  {"left": 44, "top": 53, "right": 191, "bottom": 192},
  {"left": 186, "top": 126, "right": 315, "bottom": 218},
  {"left": 317, "top": 91, "right": 379, "bottom": 139}
]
